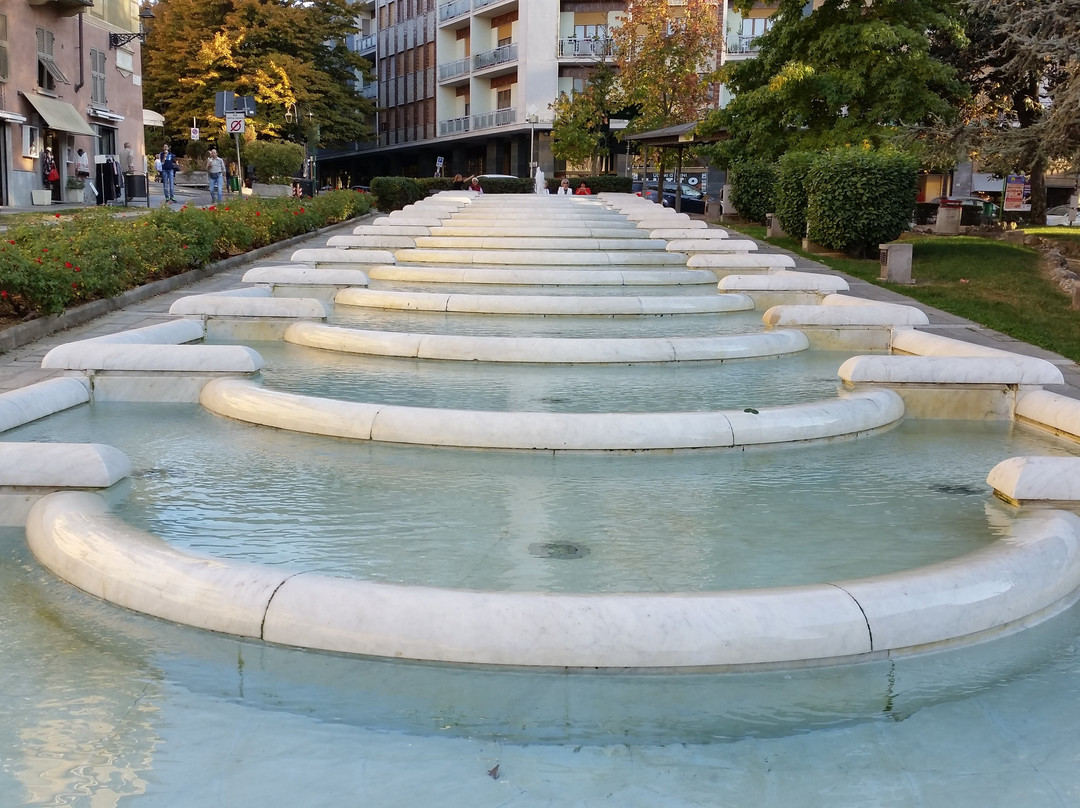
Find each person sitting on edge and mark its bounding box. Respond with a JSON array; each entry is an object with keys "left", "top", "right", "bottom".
[
  {"left": 557, "top": 178, "right": 572, "bottom": 195},
  {"left": 469, "top": 176, "right": 483, "bottom": 194},
  {"left": 575, "top": 181, "right": 591, "bottom": 195}
]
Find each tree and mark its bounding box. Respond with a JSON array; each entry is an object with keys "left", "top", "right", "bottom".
[
  {"left": 609, "top": 0, "right": 721, "bottom": 133},
  {"left": 549, "top": 64, "right": 622, "bottom": 172},
  {"left": 143, "top": 0, "right": 375, "bottom": 149},
  {"left": 701, "top": 0, "right": 968, "bottom": 167}
]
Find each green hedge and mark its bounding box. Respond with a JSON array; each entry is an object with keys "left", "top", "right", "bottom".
[
  {"left": 805, "top": 148, "right": 918, "bottom": 256},
  {"left": 243, "top": 141, "right": 307, "bottom": 184},
  {"left": 369, "top": 176, "right": 427, "bottom": 212},
  {"left": 0, "top": 191, "right": 371, "bottom": 319},
  {"left": 544, "top": 175, "right": 633, "bottom": 194},
  {"left": 774, "top": 151, "right": 816, "bottom": 240},
  {"left": 728, "top": 161, "right": 777, "bottom": 225}
]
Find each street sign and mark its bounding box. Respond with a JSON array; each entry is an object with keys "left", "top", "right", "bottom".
[
  {"left": 225, "top": 112, "right": 246, "bottom": 134},
  {"left": 190, "top": 127, "right": 200, "bottom": 141},
  {"left": 608, "top": 118, "right": 630, "bottom": 130}
]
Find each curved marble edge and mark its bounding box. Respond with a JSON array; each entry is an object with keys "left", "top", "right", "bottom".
[
  {"left": 326, "top": 235, "right": 418, "bottom": 249},
  {"left": 283, "top": 321, "right": 810, "bottom": 363},
  {"left": 719, "top": 271, "right": 850, "bottom": 293},
  {"left": 242, "top": 266, "right": 371, "bottom": 287},
  {"left": 763, "top": 303, "right": 931, "bottom": 327},
  {"left": 77, "top": 319, "right": 208, "bottom": 346},
  {"left": 41, "top": 343, "right": 264, "bottom": 373},
  {"left": 988, "top": 456, "right": 1080, "bottom": 503},
  {"left": 665, "top": 239, "right": 758, "bottom": 253},
  {"left": 334, "top": 287, "right": 754, "bottom": 315},
  {"left": 890, "top": 329, "right": 1022, "bottom": 358},
  {"left": 290, "top": 248, "right": 396, "bottom": 265},
  {"left": 390, "top": 249, "right": 690, "bottom": 266},
  {"left": 430, "top": 226, "right": 646, "bottom": 238},
  {"left": 838, "top": 355, "right": 1065, "bottom": 386},
  {"left": 0, "top": 442, "right": 132, "bottom": 487},
  {"left": 168, "top": 295, "right": 329, "bottom": 319},
  {"left": 352, "top": 224, "right": 431, "bottom": 236},
  {"left": 411, "top": 237, "right": 670, "bottom": 251},
  {"left": 649, "top": 228, "right": 729, "bottom": 239},
  {"left": 199, "top": 378, "right": 902, "bottom": 451},
  {"left": 365, "top": 264, "right": 716, "bottom": 286},
  {"left": 1015, "top": 389, "right": 1080, "bottom": 441},
  {"left": 371, "top": 217, "right": 446, "bottom": 228},
  {"left": 0, "top": 377, "right": 90, "bottom": 433},
  {"left": 26, "top": 493, "right": 1080, "bottom": 668},
  {"left": 688, "top": 253, "right": 796, "bottom": 268}
]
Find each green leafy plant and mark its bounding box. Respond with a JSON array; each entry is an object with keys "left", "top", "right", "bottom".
[
  {"left": 243, "top": 141, "right": 307, "bottom": 184},
  {"left": 774, "top": 151, "right": 816, "bottom": 239},
  {"left": 728, "top": 161, "right": 777, "bottom": 224}
]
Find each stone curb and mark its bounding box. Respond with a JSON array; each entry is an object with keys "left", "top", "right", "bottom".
[{"left": 0, "top": 217, "right": 365, "bottom": 356}]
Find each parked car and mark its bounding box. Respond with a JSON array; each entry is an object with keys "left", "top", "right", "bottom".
[
  {"left": 632, "top": 181, "right": 706, "bottom": 214},
  {"left": 915, "top": 196, "right": 998, "bottom": 226},
  {"left": 1046, "top": 205, "right": 1080, "bottom": 227}
]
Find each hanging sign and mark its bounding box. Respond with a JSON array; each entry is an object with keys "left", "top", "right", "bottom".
[{"left": 190, "top": 127, "right": 200, "bottom": 141}]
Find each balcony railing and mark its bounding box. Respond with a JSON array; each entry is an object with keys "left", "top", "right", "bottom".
[
  {"left": 472, "top": 107, "right": 515, "bottom": 130},
  {"left": 361, "top": 83, "right": 378, "bottom": 100},
  {"left": 438, "top": 0, "right": 470, "bottom": 22},
  {"left": 473, "top": 43, "right": 517, "bottom": 71},
  {"left": 439, "top": 57, "right": 471, "bottom": 82},
  {"left": 439, "top": 115, "right": 471, "bottom": 136},
  {"left": 725, "top": 35, "right": 762, "bottom": 55},
  {"left": 557, "top": 37, "right": 614, "bottom": 58},
  {"left": 357, "top": 33, "right": 377, "bottom": 53}
]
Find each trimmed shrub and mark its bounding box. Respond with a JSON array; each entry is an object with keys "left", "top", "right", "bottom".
[
  {"left": 243, "top": 140, "right": 306, "bottom": 184},
  {"left": 774, "top": 151, "right": 816, "bottom": 240},
  {"left": 806, "top": 148, "right": 918, "bottom": 256},
  {"left": 370, "top": 176, "right": 426, "bottom": 211},
  {"left": 728, "top": 161, "right": 777, "bottom": 224},
  {"left": 545, "top": 175, "right": 633, "bottom": 194},
  {"left": 473, "top": 176, "right": 532, "bottom": 194}
]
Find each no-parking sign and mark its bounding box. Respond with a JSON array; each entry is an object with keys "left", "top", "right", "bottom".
[{"left": 225, "top": 112, "right": 246, "bottom": 134}]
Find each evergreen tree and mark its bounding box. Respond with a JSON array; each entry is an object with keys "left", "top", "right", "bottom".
[
  {"left": 143, "top": 0, "right": 374, "bottom": 149},
  {"left": 702, "top": 0, "right": 967, "bottom": 166}
]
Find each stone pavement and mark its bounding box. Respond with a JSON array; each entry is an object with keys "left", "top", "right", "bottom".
[{"left": 0, "top": 209, "right": 1077, "bottom": 402}]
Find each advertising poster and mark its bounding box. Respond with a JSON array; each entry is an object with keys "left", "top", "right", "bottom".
[{"left": 1003, "top": 174, "right": 1031, "bottom": 212}]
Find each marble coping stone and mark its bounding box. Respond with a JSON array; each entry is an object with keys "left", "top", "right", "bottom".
[
  {"left": 389, "top": 206, "right": 456, "bottom": 218},
  {"left": 411, "top": 236, "right": 670, "bottom": 251},
  {"left": 200, "top": 378, "right": 902, "bottom": 451},
  {"left": 326, "top": 235, "right": 418, "bottom": 249},
  {"left": 625, "top": 209, "right": 691, "bottom": 222},
  {"left": 284, "top": 322, "right": 809, "bottom": 363},
  {"left": 371, "top": 216, "right": 447, "bottom": 228},
  {"left": 169, "top": 295, "right": 329, "bottom": 320},
  {"left": 76, "top": 318, "right": 208, "bottom": 345},
  {"left": 763, "top": 303, "right": 930, "bottom": 328},
  {"left": 365, "top": 265, "right": 717, "bottom": 286},
  {"left": 650, "top": 228, "right": 728, "bottom": 239},
  {"left": 29, "top": 495, "right": 1080, "bottom": 668},
  {"left": 1015, "top": 390, "right": 1080, "bottom": 442},
  {"left": 429, "top": 226, "right": 646, "bottom": 238},
  {"left": 719, "top": 271, "right": 850, "bottom": 293},
  {"left": 988, "top": 457, "right": 1080, "bottom": 504},
  {"left": 0, "top": 443, "right": 131, "bottom": 487},
  {"left": 688, "top": 253, "right": 797, "bottom": 269},
  {"left": 0, "top": 377, "right": 90, "bottom": 433},
  {"left": 41, "top": 343, "right": 264, "bottom": 373},
  {"left": 351, "top": 224, "right": 431, "bottom": 236},
  {"left": 635, "top": 218, "right": 700, "bottom": 231},
  {"left": 890, "top": 330, "right": 1020, "bottom": 358},
  {"left": 290, "top": 248, "right": 396, "bottom": 265},
  {"left": 838, "top": 355, "right": 1065, "bottom": 387},
  {"left": 334, "top": 287, "right": 754, "bottom": 315},
  {"left": 439, "top": 214, "right": 632, "bottom": 226},
  {"left": 666, "top": 239, "right": 758, "bottom": 253},
  {"left": 242, "top": 265, "right": 370, "bottom": 288},
  {"left": 392, "top": 248, "right": 689, "bottom": 266}
]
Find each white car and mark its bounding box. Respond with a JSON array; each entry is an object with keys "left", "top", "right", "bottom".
[{"left": 1046, "top": 205, "right": 1080, "bottom": 227}]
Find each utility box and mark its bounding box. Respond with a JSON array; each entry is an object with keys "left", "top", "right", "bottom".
[
  {"left": 879, "top": 242, "right": 914, "bottom": 284},
  {"left": 766, "top": 213, "right": 787, "bottom": 238},
  {"left": 934, "top": 198, "right": 963, "bottom": 235}
]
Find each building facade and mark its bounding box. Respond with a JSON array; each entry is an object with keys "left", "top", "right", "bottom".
[{"left": 0, "top": 0, "right": 147, "bottom": 207}]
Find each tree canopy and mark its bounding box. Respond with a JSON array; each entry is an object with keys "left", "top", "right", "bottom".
[
  {"left": 609, "top": 0, "right": 720, "bottom": 133},
  {"left": 143, "top": 0, "right": 375, "bottom": 149},
  {"left": 702, "top": 0, "right": 968, "bottom": 167}
]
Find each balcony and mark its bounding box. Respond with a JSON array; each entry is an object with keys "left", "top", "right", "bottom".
[
  {"left": 557, "top": 37, "right": 614, "bottom": 59},
  {"left": 439, "top": 115, "right": 470, "bottom": 136},
  {"left": 356, "top": 33, "right": 377, "bottom": 54},
  {"left": 438, "top": 0, "right": 470, "bottom": 23},
  {"left": 28, "top": 0, "right": 94, "bottom": 17},
  {"left": 472, "top": 107, "right": 515, "bottom": 130},
  {"left": 473, "top": 43, "right": 517, "bottom": 71},
  {"left": 438, "top": 56, "right": 471, "bottom": 83},
  {"left": 725, "top": 35, "right": 762, "bottom": 56},
  {"left": 361, "top": 83, "right": 378, "bottom": 100}
]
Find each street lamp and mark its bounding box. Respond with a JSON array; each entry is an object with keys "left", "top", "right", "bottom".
[
  {"left": 109, "top": 4, "right": 154, "bottom": 49},
  {"left": 526, "top": 104, "right": 539, "bottom": 178}
]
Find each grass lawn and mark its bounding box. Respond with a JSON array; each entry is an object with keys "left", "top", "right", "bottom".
[{"left": 728, "top": 224, "right": 1080, "bottom": 363}]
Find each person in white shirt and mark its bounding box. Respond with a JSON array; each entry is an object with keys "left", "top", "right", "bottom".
[
  {"left": 557, "top": 178, "right": 572, "bottom": 195},
  {"left": 206, "top": 149, "right": 226, "bottom": 203}
]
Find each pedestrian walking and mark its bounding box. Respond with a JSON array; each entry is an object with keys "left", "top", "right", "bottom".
[
  {"left": 158, "top": 143, "right": 179, "bottom": 203},
  {"left": 206, "top": 149, "right": 226, "bottom": 203}
]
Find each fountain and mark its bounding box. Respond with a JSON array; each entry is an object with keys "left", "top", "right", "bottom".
[{"left": 2, "top": 192, "right": 1080, "bottom": 803}]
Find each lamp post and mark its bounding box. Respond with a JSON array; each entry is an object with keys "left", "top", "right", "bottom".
[
  {"left": 526, "top": 104, "right": 539, "bottom": 178},
  {"left": 109, "top": 4, "right": 154, "bottom": 49}
]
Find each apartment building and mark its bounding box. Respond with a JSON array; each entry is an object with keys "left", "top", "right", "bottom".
[
  {"left": 0, "top": 0, "right": 149, "bottom": 207},
  {"left": 321, "top": 0, "right": 633, "bottom": 186}
]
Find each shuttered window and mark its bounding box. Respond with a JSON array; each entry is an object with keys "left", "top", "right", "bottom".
[{"left": 91, "top": 48, "right": 106, "bottom": 104}]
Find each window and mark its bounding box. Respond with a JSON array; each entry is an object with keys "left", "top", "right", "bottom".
[
  {"left": 573, "top": 25, "right": 606, "bottom": 40},
  {"left": 741, "top": 17, "right": 774, "bottom": 41},
  {"left": 97, "top": 125, "right": 117, "bottom": 157},
  {"left": 22, "top": 125, "right": 40, "bottom": 158},
  {"left": 90, "top": 49, "right": 107, "bottom": 105},
  {"left": 37, "top": 28, "right": 69, "bottom": 92},
  {"left": 0, "top": 14, "right": 8, "bottom": 82},
  {"left": 496, "top": 89, "right": 511, "bottom": 110}
]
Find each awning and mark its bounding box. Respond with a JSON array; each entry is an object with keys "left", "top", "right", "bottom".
[
  {"left": 143, "top": 108, "right": 166, "bottom": 127},
  {"left": 88, "top": 107, "right": 125, "bottom": 123},
  {"left": 20, "top": 92, "right": 95, "bottom": 136},
  {"left": 0, "top": 110, "right": 27, "bottom": 123}
]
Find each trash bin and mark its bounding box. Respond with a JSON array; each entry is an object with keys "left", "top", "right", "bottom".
[
  {"left": 934, "top": 198, "right": 962, "bottom": 235},
  {"left": 124, "top": 173, "right": 147, "bottom": 201},
  {"left": 879, "top": 242, "right": 914, "bottom": 284}
]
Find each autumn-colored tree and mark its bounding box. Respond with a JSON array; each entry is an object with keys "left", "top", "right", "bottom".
[
  {"left": 143, "top": 0, "right": 374, "bottom": 149},
  {"left": 609, "top": 0, "right": 721, "bottom": 133},
  {"left": 550, "top": 64, "right": 621, "bottom": 172}
]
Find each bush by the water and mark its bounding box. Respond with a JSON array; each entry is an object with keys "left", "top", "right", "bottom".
[
  {"left": 0, "top": 190, "right": 371, "bottom": 320},
  {"left": 728, "top": 161, "right": 777, "bottom": 225}
]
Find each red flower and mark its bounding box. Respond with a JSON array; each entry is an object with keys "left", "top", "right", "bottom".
[
  {"left": 182, "top": 245, "right": 188, "bottom": 249},
  {"left": 7, "top": 239, "right": 14, "bottom": 245},
  {"left": 55, "top": 213, "right": 61, "bottom": 219},
  {"left": 1, "top": 290, "right": 7, "bottom": 299},
  {"left": 65, "top": 261, "right": 73, "bottom": 268},
  {"left": 255, "top": 211, "right": 261, "bottom": 216},
  {"left": 71, "top": 282, "right": 79, "bottom": 289},
  {"left": 208, "top": 206, "right": 216, "bottom": 211},
  {"left": 74, "top": 267, "right": 81, "bottom": 272},
  {"left": 300, "top": 208, "right": 305, "bottom": 213},
  {"left": 42, "top": 247, "right": 48, "bottom": 252}
]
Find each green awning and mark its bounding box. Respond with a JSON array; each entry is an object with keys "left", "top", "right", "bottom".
[{"left": 21, "top": 92, "right": 95, "bottom": 136}]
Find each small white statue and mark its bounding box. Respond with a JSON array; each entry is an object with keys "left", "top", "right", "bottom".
[{"left": 535, "top": 167, "right": 546, "bottom": 194}]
